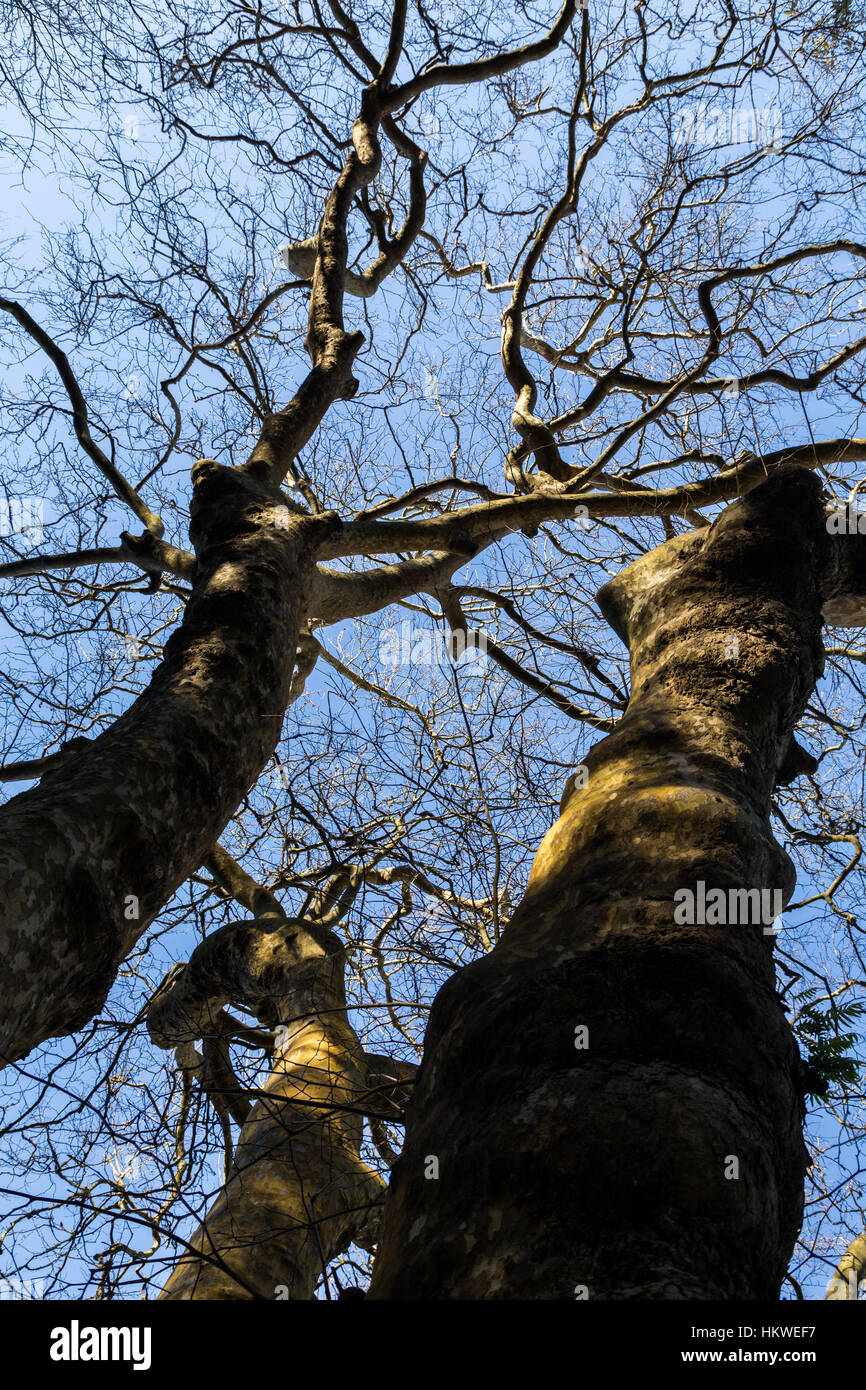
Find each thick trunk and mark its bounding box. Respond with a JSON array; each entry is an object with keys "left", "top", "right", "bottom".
[
  {"left": 370, "top": 466, "right": 833, "bottom": 1300},
  {"left": 0, "top": 462, "right": 331, "bottom": 1063}
]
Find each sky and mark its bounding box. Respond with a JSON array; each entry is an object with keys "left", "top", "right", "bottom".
[{"left": 1, "top": 0, "right": 866, "bottom": 1300}]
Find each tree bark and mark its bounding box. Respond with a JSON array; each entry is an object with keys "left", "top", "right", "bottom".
[
  {"left": 0, "top": 461, "right": 335, "bottom": 1064},
  {"left": 157, "top": 962, "right": 384, "bottom": 1300},
  {"left": 147, "top": 845, "right": 406, "bottom": 1301},
  {"left": 369, "top": 465, "right": 838, "bottom": 1300},
  {"left": 825, "top": 1232, "right": 866, "bottom": 1299}
]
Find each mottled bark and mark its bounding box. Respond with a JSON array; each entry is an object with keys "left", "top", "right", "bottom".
[
  {"left": 151, "top": 909, "right": 387, "bottom": 1300},
  {"left": 0, "top": 462, "right": 335, "bottom": 1063},
  {"left": 370, "top": 466, "right": 846, "bottom": 1300}
]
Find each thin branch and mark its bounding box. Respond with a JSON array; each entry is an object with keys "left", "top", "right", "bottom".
[{"left": 0, "top": 296, "right": 164, "bottom": 536}]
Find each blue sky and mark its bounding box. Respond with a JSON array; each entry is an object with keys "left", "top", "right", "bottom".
[{"left": 1, "top": 0, "right": 866, "bottom": 1299}]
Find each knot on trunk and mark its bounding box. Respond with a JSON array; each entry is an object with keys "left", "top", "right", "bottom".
[{"left": 146, "top": 914, "right": 321, "bottom": 1049}]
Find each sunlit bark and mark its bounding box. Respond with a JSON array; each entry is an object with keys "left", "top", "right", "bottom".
[
  {"left": 155, "top": 943, "right": 386, "bottom": 1300},
  {"left": 371, "top": 466, "right": 846, "bottom": 1300}
]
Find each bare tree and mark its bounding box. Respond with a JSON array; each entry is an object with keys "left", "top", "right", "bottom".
[{"left": 2, "top": 0, "right": 866, "bottom": 1300}]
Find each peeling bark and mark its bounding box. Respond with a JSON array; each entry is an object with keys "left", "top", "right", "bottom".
[
  {"left": 370, "top": 466, "right": 841, "bottom": 1300},
  {"left": 0, "top": 462, "right": 336, "bottom": 1063}
]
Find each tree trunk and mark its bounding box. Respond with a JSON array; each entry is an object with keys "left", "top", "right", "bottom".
[
  {"left": 0, "top": 461, "right": 333, "bottom": 1064},
  {"left": 825, "top": 1232, "right": 866, "bottom": 1299},
  {"left": 370, "top": 466, "right": 836, "bottom": 1300},
  {"left": 156, "top": 946, "right": 385, "bottom": 1300},
  {"left": 147, "top": 851, "right": 408, "bottom": 1301}
]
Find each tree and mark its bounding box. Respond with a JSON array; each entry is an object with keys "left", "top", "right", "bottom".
[
  {"left": 2, "top": 0, "right": 866, "bottom": 1300},
  {"left": 371, "top": 465, "right": 866, "bottom": 1299}
]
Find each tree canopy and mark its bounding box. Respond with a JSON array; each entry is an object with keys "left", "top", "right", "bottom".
[{"left": 1, "top": 0, "right": 866, "bottom": 1301}]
